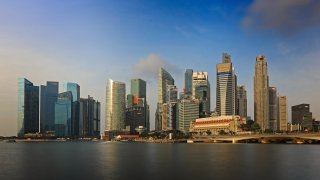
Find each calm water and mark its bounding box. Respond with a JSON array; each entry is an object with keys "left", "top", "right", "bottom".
[{"left": 0, "top": 141, "right": 320, "bottom": 180}]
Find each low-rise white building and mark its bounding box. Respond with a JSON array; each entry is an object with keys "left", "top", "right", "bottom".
[{"left": 189, "top": 115, "right": 246, "bottom": 135}]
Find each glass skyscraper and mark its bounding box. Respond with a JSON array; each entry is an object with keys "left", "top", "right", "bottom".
[
  {"left": 55, "top": 91, "right": 73, "bottom": 137},
  {"left": 105, "top": 79, "right": 126, "bottom": 131},
  {"left": 192, "top": 72, "right": 210, "bottom": 117},
  {"left": 62, "top": 82, "right": 80, "bottom": 136},
  {"left": 17, "top": 78, "right": 39, "bottom": 137},
  {"left": 79, "top": 96, "right": 101, "bottom": 137},
  {"left": 216, "top": 53, "right": 237, "bottom": 116},
  {"left": 184, "top": 69, "right": 193, "bottom": 95},
  {"left": 156, "top": 68, "right": 174, "bottom": 131},
  {"left": 40, "top": 81, "right": 59, "bottom": 133}
]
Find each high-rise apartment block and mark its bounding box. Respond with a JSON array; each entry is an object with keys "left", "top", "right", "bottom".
[
  {"left": 17, "top": 78, "right": 39, "bottom": 137},
  {"left": 105, "top": 79, "right": 126, "bottom": 131},
  {"left": 254, "top": 55, "right": 269, "bottom": 131},
  {"left": 216, "top": 53, "right": 237, "bottom": 116}
]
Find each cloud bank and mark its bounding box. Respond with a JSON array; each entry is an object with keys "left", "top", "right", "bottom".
[
  {"left": 243, "top": 0, "right": 320, "bottom": 35},
  {"left": 133, "top": 53, "right": 181, "bottom": 82}
]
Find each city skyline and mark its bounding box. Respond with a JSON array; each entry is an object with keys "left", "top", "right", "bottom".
[{"left": 1, "top": 0, "right": 320, "bottom": 136}]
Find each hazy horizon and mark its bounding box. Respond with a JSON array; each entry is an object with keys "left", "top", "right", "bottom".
[{"left": 1, "top": 0, "right": 320, "bottom": 136}]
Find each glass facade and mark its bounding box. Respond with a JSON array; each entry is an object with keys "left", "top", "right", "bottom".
[
  {"left": 184, "top": 69, "right": 193, "bottom": 95},
  {"left": 131, "top": 79, "right": 146, "bottom": 98},
  {"left": 40, "top": 81, "right": 59, "bottom": 133},
  {"left": 105, "top": 79, "right": 126, "bottom": 131},
  {"left": 79, "top": 96, "right": 100, "bottom": 137},
  {"left": 55, "top": 91, "right": 73, "bottom": 137},
  {"left": 17, "top": 78, "right": 39, "bottom": 137},
  {"left": 62, "top": 82, "right": 80, "bottom": 102}
]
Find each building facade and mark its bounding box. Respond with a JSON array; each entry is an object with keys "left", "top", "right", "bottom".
[
  {"left": 216, "top": 53, "right": 237, "bottom": 116},
  {"left": 54, "top": 91, "right": 73, "bottom": 137},
  {"left": 17, "top": 78, "right": 39, "bottom": 137},
  {"left": 156, "top": 68, "right": 174, "bottom": 131},
  {"left": 277, "top": 96, "right": 288, "bottom": 131},
  {"left": 236, "top": 85, "right": 247, "bottom": 118},
  {"left": 189, "top": 115, "right": 245, "bottom": 135},
  {"left": 254, "top": 55, "right": 269, "bottom": 131},
  {"left": 178, "top": 97, "right": 199, "bottom": 132},
  {"left": 192, "top": 72, "right": 210, "bottom": 117},
  {"left": 269, "top": 87, "right": 277, "bottom": 130},
  {"left": 40, "top": 81, "right": 59, "bottom": 133},
  {"left": 292, "top": 104, "right": 313, "bottom": 130},
  {"left": 105, "top": 79, "right": 126, "bottom": 131},
  {"left": 79, "top": 96, "right": 100, "bottom": 137},
  {"left": 184, "top": 69, "right": 193, "bottom": 95}
]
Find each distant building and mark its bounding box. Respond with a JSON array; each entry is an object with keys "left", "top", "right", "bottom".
[
  {"left": 216, "top": 53, "right": 237, "bottom": 116},
  {"left": 55, "top": 91, "right": 73, "bottom": 137},
  {"left": 17, "top": 78, "right": 39, "bottom": 137},
  {"left": 277, "top": 96, "right": 288, "bottom": 131},
  {"left": 156, "top": 68, "right": 174, "bottom": 131},
  {"left": 189, "top": 115, "right": 246, "bottom": 135},
  {"left": 292, "top": 104, "right": 313, "bottom": 130},
  {"left": 269, "top": 87, "right": 277, "bottom": 130},
  {"left": 62, "top": 82, "right": 80, "bottom": 136},
  {"left": 125, "top": 106, "right": 146, "bottom": 133},
  {"left": 162, "top": 85, "right": 178, "bottom": 130},
  {"left": 178, "top": 97, "right": 199, "bottom": 132},
  {"left": 40, "top": 81, "right": 59, "bottom": 133},
  {"left": 254, "top": 55, "right": 269, "bottom": 131},
  {"left": 236, "top": 85, "right": 247, "bottom": 118},
  {"left": 184, "top": 69, "right": 193, "bottom": 95},
  {"left": 79, "top": 96, "right": 100, "bottom": 137},
  {"left": 105, "top": 79, "right": 126, "bottom": 131},
  {"left": 192, "top": 72, "right": 210, "bottom": 117}
]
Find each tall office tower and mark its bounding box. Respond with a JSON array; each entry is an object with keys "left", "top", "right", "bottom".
[
  {"left": 105, "top": 79, "right": 126, "bottom": 131},
  {"left": 292, "top": 104, "right": 313, "bottom": 130},
  {"left": 254, "top": 55, "right": 269, "bottom": 131},
  {"left": 79, "top": 96, "right": 100, "bottom": 137},
  {"left": 192, "top": 72, "right": 210, "bottom": 117},
  {"left": 269, "top": 87, "right": 278, "bottom": 130},
  {"left": 236, "top": 85, "right": 247, "bottom": 118},
  {"left": 155, "top": 68, "right": 174, "bottom": 131},
  {"left": 62, "top": 82, "right": 80, "bottom": 136},
  {"left": 17, "top": 78, "right": 39, "bottom": 137},
  {"left": 178, "top": 97, "right": 199, "bottom": 132},
  {"left": 277, "top": 96, "right": 288, "bottom": 131},
  {"left": 54, "top": 91, "right": 73, "bottom": 137},
  {"left": 131, "top": 79, "right": 149, "bottom": 130},
  {"left": 184, "top": 69, "right": 193, "bottom": 95},
  {"left": 40, "top": 81, "right": 59, "bottom": 133},
  {"left": 162, "top": 85, "right": 178, "bottom": 130},
  {"left": 216, "top": 53, "right": 237, "bottom": 116}
]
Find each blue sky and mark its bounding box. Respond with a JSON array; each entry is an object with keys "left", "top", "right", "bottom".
[{"left": 1, "top": 0, "right": 320, "bottom": 135}]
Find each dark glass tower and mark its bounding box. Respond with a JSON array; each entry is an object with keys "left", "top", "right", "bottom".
[
  {"left": 55, "top": 91, "right": 73, "bottom": 137},
  {"left": 17, "top": 78, "right": 39, "bottom": 137},
  {"left": 40, "top": 81, "right": 59, "bottom": 133},
  {"left": 184, "top": 69, "right": 193, "bottom": 95}
]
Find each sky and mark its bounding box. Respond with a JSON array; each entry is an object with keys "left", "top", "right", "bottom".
[{"left": 1, "top": 0, "right": 320, "bottom": 136}]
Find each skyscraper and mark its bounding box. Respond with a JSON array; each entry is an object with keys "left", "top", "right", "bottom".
[
  {"left": 184, "top": 69, "right": 193, "bottom": 95},
  {"left": 236, "top": 85, "right": 247, "bottom": 118},
  {"left": 269, "top": 87, "right": 277, "bottom": 130},
  {"left": 292, "top": 104, "right": 313, "bottom": 130},
  {"left": 17, "top": 78, "right": 39, "bottom": 137},
  {"left": 79, "top": 96, "right": 100, "bottom": 137},
  {"left": 192, "top": 72, "right": 210, "bottom": 117},
  {"left": 277, "top": 96, "right": 288, "bottom": 131},
  {"left": 216, "top": 53, "right": 237, "bottom": 116},
  {"left": 125, "top": 79, "right": 149, "bottom": 132},
  {"left": 62, "top": 82, "right": 80, "bottom": 136},
  {"left": 156, "top": 68, "right": 174, "bottom": 131},
  {"left": 163, "top": 85, "right": 178, "bottom": 130},
  {"left": 54, "top": 91, "right": 73, "bottom": 137},
  {"left": 105, "top": 79, "right": 126, "bottom": 131},
  {"left": 40, "top": 81, "right": 58, "bottom": 133},
  {"left": 178, "top": 97, "right": 199, "bottom": 132},
  {"left": 254, "top": 55, "right": 269, "bottom": 131}
]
